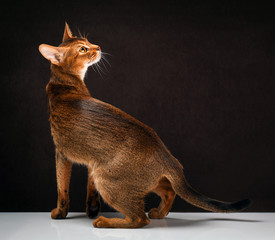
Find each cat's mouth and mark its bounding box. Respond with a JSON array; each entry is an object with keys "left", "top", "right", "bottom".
[{"left": 88, "top": 51, "right": 101, "bottom": 66}]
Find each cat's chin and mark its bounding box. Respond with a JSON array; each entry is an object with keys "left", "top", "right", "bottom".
[{"left": 80, "top": 54, "right": 102, "bottom": 80}]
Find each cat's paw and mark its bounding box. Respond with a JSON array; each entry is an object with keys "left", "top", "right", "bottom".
[
  {"left": 148, "top": 208, "right": 164, "bottom": 219},
  {"left": 51, "top": 207, "right": 68, "bottom": 219},
  {"left": 86, "top": 195, "right": 101, "bottom": 219},
  {"left": 93, "top": 216, "right": 109, "bottom": 228},
  {"left": 86, "top": 202, "right": 100, "bottom": 219}
]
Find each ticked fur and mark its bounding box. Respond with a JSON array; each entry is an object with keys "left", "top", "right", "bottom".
[{"left": 39, "top": 23, "right": 251, "bottom": 228}]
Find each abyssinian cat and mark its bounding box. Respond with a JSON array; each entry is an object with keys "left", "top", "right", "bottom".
[{"left": 38, "top": 23, "right": 251, "bottom": 228}]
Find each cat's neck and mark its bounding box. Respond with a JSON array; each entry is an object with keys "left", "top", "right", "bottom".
[
  {"left": 50, "top": 64, "right": 83, "bottom": 84},
  {"left": 48, "top": 64, "right": 90, "bottom": 97}
]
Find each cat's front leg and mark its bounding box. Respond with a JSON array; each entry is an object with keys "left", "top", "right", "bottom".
[
  {"left": 86, "top": 166, "right": 101, "bottom": 218},
  {"left": 51, "top": 151, "right": 72, "bottom": 219}
]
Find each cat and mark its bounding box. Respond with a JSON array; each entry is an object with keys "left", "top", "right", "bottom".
[{"left": 38, "top": 23, "right": 251, "bottom": 228}]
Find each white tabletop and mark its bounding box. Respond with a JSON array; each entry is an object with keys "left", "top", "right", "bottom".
[{"left": 1, "top": 212, "right": 274, "bottom": 240}]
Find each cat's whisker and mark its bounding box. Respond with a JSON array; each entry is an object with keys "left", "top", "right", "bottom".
[
  {"left": 98, "top": 61, "right": 109, "bottom": 74},
  {"left": 94, "top": 64, "right": 100, "bottom": 74},
  {"left": 96, "top": 62, "right": 107, "bottom": 75},
  {"left": 94, "top": 64, "right": 99, "bottom": 73},
  {"left": 84, "top": 32, "right": 89, "bottom": 39},
  {"left": 100, "top": 52, "right": 112, "bottom": 69},
  {"left": 77, "top": 27, "right": 84, "bottom": 38},
  {"left": 99, "top": 58, "right": 109, "bottom": 72},
  {"left": 101, "top": 55, "right": 111, "bottom": 68},
  {"left": 98, "top": 61, "right": 108, "bottom": 71},
  {"left": 91, "top": 65, "right": 97, "bottom": 73},
  {"left": 95, "top": 63, "right": 104, "bottom": 78},
  {"left": 92, "top": 64, "right": 101, "bottom": 76},
  {"left": 76, "top": 27, "right": 89, "bottom": 39},
  {"left": 101, "top": 52, "right": 113, "bottom": 57}
]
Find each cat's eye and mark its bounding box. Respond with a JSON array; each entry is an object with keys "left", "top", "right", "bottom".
[{"left": 79, "top": 46, "right": 88, "bottom": 53}]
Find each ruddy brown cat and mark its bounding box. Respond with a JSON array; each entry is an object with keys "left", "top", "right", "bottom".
[{"left": 39, "top": 23, "right": 251, "bottom": 228}]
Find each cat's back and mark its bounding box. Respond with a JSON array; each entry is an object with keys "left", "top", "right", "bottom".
[
  {"left": 49, "top": 90, "right": 161, "bottom": 162},
  {"left": 63, "top": 95, "right": 157, "bottom": 141}
]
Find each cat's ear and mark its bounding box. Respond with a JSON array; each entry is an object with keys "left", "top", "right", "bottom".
[
  {"left": 63, "top": 22, "right": 73, "bottom": 42},
  {"left": 39, "top": 44, "right": 66, "bottom": 65}
]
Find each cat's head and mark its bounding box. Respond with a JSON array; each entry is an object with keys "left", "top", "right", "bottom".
[{"left": 39, "top": 23, "right": 101, "bottom": 80}]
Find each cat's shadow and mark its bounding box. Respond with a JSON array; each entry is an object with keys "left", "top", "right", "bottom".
[{"left": 66, "top": 212, "right": 261, "bottom": 228}]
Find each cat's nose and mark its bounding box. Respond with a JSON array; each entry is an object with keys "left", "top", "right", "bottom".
[{"left": 96, "top": 46, "right": 101, "bottom": 51}]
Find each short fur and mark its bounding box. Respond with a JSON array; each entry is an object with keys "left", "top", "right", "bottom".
[{"left": 39, "top": 23, "right": 251, "bottom": 228}]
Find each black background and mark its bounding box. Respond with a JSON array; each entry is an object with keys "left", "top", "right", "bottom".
[{"left": 1, "top": 1, "right": 274, "bottom": 212}]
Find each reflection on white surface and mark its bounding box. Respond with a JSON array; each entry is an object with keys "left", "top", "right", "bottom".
[{"left": 0, "top": 212, "right": 274, "bottom": 240}]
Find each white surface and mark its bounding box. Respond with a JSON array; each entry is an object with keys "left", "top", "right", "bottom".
[{"left": 0, "top": 212, "right": 274, "bottom": 240}]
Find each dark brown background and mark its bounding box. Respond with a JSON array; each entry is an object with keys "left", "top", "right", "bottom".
[{"left": 1, "top": 1, "right": 274, "bottom": 212}]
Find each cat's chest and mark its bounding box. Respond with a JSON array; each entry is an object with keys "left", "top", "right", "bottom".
[
  {"left": 50, "top": 124, "right": 93, "bottom": 165},
  {"left": 48, "top": 114, "right": 105, "bottom": 165}
]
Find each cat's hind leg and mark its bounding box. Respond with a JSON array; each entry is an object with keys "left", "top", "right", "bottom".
[
  {"left": 51, "top": 151, "right": 72, "bottom": 219},
  {"left": 93, "top": 189, "right": 150, "bottom": 228},
  {"left": 86, "top": 166, "right": 101, "bottom": 218},
  {"left": 148, "top": 177, "right": 176, "bottom": 219}
]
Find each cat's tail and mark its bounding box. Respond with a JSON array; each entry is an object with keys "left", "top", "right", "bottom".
[{"left": 164, "top": 160, "right": 251, "bottom": 213}]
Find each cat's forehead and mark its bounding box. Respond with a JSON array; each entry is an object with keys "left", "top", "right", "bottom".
[{"left": 59, "top": 37, "right": 90, "bottom": 47}]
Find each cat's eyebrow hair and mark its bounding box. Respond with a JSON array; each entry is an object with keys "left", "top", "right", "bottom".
[
  {"left": 76, "top": 42, "right": 89, "bottom": 46},
  {"left": 76, "top": 43, "right": 90, "bottom": 48}
]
